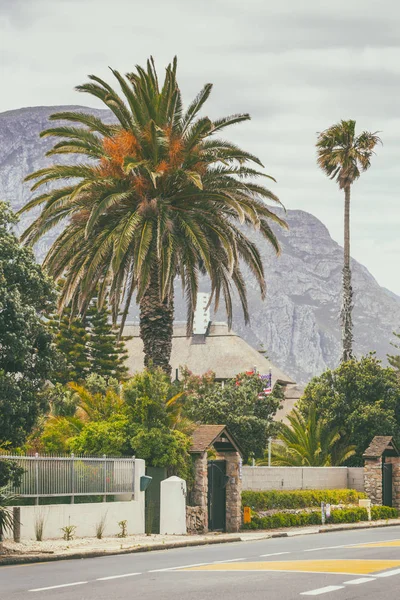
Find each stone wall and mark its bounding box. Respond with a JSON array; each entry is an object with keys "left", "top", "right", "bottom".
[
  {"left": 243, "top": 466, "right": 364, "bottom": 492},
  {"left": 222, "top": 452, "right": 242, "bottom": 533},
  {"left": 385, "top": 457, "right": 400, "bottom": 509},
  {"left": 186, "top": 506, "right": 207, "bottom": 534},
  {"left": 363, "top": 458, "right": 382, "bottom": 505},
  {"left": 191, "top": 453, "right": 208, "bottom": 532}
]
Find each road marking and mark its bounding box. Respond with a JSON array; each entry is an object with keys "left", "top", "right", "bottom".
[
  {"left": 300, "top": 586, "right": 345, "bottom": 596},
  {"left": 260, "top": 552, "right": 291, "bottom": 557},
  {"left": 97, "top": 573, "right": 141, "bottom": 581},
  {"left": 343, "top": 577, "right": 376, "bottom": 585},
  {"left": 213, "top": 558, "right": 246, "bottom": 563},
  {"left": 182, "top": 559, "right": 400, "bottom": 575},
  {"left": 354, "top": 540, "right": 400, "bottom": 548},
  {"left": 304, "top": 538, "right": 400, "bottom": 553},
  {"left": 376, "top": 568, "right": 400, "bottom": 577},
  {"left": 149, "top": 562, "right": 209, "bottom": 572},
  {"left": 29, "top": 581, "right": 87, "bottom": 592}
]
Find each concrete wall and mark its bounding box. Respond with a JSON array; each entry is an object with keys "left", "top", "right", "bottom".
[
  {"left": 7, "top": 459, "right": 146, "bottom": 541},
  {"left": 242, "top": 466, "right": 364, "bottom": 492}
]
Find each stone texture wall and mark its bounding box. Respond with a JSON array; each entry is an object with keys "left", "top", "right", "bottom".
[
  {"left": 186, "top": 506, "right": 207, "bottom": 534},
  {"left": 385, "top": 457, "right": 400, "bottom": 509},
  {"left": 222, "top": 452, "right": 242, "bottom": 533},
  {"left": 364, "top": 458, "right": 382, "bottom": 505},
  {"left": 191, "top": 453, "right": 208, "bottom": 532}
]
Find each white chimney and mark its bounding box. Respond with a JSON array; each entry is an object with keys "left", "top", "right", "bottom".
[{"left": 192, "top": 292, "right": 211, "bottom": 335}]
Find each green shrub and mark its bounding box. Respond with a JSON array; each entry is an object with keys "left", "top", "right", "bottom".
[
  {"left": 241, "top": 505, "right": 399, "bottom": 530},
  {"left": 242, "top": 489, "right": 366, "bottom": 511}
]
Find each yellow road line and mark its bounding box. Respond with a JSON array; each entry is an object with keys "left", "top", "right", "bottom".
[
  {"left": 183, "top": 560, "right": 400, "bottom": 575},
  {"left": 353, "top": 540, "right": 400, "bottom": 548}
]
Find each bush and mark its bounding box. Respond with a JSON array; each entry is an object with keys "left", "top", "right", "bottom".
[
  {"left": 242, "top": 489, "right": 366, "bottom": 511},
  {"left": 242, "top": 505, "right": 399, "bottom": 530}
]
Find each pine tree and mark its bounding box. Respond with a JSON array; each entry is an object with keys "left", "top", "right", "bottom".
[
  {"left": 48, "top": 307, "right": 90, "bottom": 384},
  {"left": 86, "top": 302, "right": 129, "bottom": 380},
  {"left": 388, "top": 331, "right": 400, "bottom": 375}
]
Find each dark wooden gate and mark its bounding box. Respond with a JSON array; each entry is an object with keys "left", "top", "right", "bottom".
[
  {"left": 145, "top": 466, "right": 167, "bottom": 534},
  {"left": 383, "top": 462, "right": 393, "bottom": 507},
  {"left": 208, "top": 460, "right": 228, "bottom": 531}
]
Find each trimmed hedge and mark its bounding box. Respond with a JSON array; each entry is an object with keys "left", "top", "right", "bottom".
[
  {"left": 242, "top": 489, "right": 366, "bottom": 511},
  {"left": 242, "top": 505, "right": 399, "bottom": 530}
]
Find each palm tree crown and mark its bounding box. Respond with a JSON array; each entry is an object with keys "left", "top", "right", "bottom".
[
  {"left": 20, "top": 57, "right": 286, "bottom": 373},
  {"left": 316, "top": 120, "right": 381, "bottom": 189}
]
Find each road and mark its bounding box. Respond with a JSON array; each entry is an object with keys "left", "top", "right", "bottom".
[{"left": 1, "top": 526, "right": 400, "bottom": 599}]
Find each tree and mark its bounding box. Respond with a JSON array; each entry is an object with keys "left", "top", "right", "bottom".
[
  {"left": 298, "top": 355, "right": 400, "bottom": 465},
  {"left": 316, "top": 121, "right": 381, "bottom": 362},
  {"left": 86, "top": 302, "right": 129, "bottom": 380},
  {"left": 184, "top": 372, "right": 282, "bottom": 462},
  {"left": 20, "top": 57, "right": 286, "bottom": 375},
  {"left": 259, "top": 406, "right": 355, "bottom": 466},
  {"left": 388, "top": 331, "right": 400, "bottom": 375},
  {"left": 0, "top": 202, "right": 56, "bottom": 447},
  {"left": 48, "top": 306, "right": 90, "bottom": 384}
]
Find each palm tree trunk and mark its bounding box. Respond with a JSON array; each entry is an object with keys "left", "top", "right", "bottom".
[
  {"left": 139, "top": 265, "right": 173, "bottom": 376},
  {"left": 341, "top": 184, "right": 353, "bottom": 362}
]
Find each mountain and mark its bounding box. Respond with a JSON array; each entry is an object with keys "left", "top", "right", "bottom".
[{"left": 1, "top": 105, "right": 400, "bottom": 383}]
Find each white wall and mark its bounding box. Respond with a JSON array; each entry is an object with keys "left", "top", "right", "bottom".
[
  {"left": 8, "top": 458, "right": 146, "bottom": 541},
  {"left": 242, "top": 466, "right": 364, "bottom": 492}
]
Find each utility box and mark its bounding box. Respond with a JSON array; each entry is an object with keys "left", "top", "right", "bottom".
[{"left": 160, "top": 476, "right": 187, "bottom": 535}]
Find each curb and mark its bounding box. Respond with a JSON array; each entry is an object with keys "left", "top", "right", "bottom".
[{"left": 0, "top": 536, "right": 242, "bottom": 567}]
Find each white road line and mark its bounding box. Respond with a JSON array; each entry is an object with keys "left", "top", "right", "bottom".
[
  {"left": 29, "top": 581, "right": 87, "bottom": 592},
  {"left": 213, "top": 558, "right": 246, "bottom": 563},
  {"left": 300, "top": 585, "right": 345, "bottom": 596},
  {"left": 148, "top": 563, "right": 209, "bottom": 572},
  {"left": 304, "top": 538, "right": 400, "bottom": 553},
  {"left": 343, "top": 577, "right": 376, "bottom": 585},
  {"left": 260, "top": 552, "right": 291, "bottom": 557},
  {"left": 97, "top": 573, "right": 141, "bottom": 581},
  {"left": 376, "top": 568, "right": 400, "bottom": 578}
]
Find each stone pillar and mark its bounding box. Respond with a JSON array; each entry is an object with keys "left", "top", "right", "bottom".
[
  {"left": 386, "top": 457, "right": 400, "bottom": 509},
  {"left": 191, "top": 452, "right": 208, "bottom": 532},
  {"left": 364, "top": 457, "right": 382, "bottom": 505},
  {"left": 222, "top": 452, "right": 242, "bottom": 533}
]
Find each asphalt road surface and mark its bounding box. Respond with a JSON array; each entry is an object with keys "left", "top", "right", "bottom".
[{"left": 2, "top": 526, "right": 400, "bottom": 599}]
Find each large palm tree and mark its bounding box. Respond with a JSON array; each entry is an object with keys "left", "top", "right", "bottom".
[
  {"left": 258, "top": 406, "right": 355, "bottom": 467},
  {"left": 20, "top": 57, "right": 286, "bottom": 375},
  {"left": 316, "top": 120, "right": 381, "bottom": 362}
]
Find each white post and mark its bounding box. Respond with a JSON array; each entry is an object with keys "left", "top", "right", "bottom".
[
  {"left": 268, "top": 437, "right": 272, "bottom": 467},
  {"left": 160, "top": 476, "right": 187, "bottom": 535}
]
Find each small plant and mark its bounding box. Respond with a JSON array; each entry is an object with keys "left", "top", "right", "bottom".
[
  {"left": 61, "top": 524, "right": 76, "bottom": 541},
  {"left": 0, "top": 488, "right": 16, "bottom": 552},
  {"left": 34, "top": 510, "right": 46, "bottom": 542},
  {"left": 117, "top": 520, "right": 127, "bottom": 538},
  {"left": 95, "top": 512, "right": 107, "bottom": 539}
]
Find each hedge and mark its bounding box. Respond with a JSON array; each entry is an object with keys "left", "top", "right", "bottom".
[
  {"left": 242, "top": 489, "right": 366, "bottom": 511},
  {"left": 242, "top": 505, "right": 399, "bottom": 530}
]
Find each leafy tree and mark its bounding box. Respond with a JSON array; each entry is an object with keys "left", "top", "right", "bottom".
[
  {"left": 131, "top": 427, "right": 192, "bottom": 480},
  {"left": 316, "top": 121, "right": 381, "bottom": 361},
  {"left": 69, "top": 416, "right": 132, "bottom": 456},
  {"left": 0, "top": 202, "right": 56, "bottom": 446},
  {"left": 48, "top": 307, "right": 90, "bottom": 383},
  {"left": 298, "top": 355, "right": 400, "bottom": 465},
  {"left": 259, "top": 406, "right": 355, "bottom": 466},
  {"left": 86, "top": 302, "right": 129, "bottom": 380},
  {"left": 184, "top": 372, "right": 282, "bottom": 462},
  {"left": 388, "top": 331, "right": 400, "bottom": 375},
  {"left": 20, "top": 57, "right": 286, "bottom": 375}
]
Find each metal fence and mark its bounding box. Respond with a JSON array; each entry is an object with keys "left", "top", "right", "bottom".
[{"left": 1, "top": 454, "right": 135, "bottom": 504}]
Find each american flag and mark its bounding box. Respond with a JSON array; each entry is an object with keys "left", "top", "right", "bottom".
[{"left": 258, "top": 372, "right": 272, "bottom": 397}]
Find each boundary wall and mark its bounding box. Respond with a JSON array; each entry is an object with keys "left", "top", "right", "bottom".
[{"left": 242, "top": 466, "right": 364, "bottom": 492}]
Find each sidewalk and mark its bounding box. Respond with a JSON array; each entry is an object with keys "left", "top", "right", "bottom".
[{"left": 2, "top": 518, "right": 400, "bottom": 566}]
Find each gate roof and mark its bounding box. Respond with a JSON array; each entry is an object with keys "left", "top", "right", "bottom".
[
  {"left": 190, "top": 424, "right": 243, "bottom": 456},
  {"left": 363, "top": 436, "right": 400, "bottom": 458}
]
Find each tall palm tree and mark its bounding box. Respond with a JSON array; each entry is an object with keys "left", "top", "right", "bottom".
[
  {"left": 257, "top": 406, "right": 355, "bottom": 467},
  {"left": 316, "top": 120, "right": 381, "bottom": 362},
  {"left": 20, "top": 57, "right": 286, "bottom": 375}
]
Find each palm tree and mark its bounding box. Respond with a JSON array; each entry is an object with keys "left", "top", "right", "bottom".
[
  {"left": 19, "top": 57, "right": 286, "bottom": 375},
  {"left": 257, "top": 406, "right": 355, "bottom": 466},
  {"left": 316, "top": 120, "right": 381, "bottom": 362}
]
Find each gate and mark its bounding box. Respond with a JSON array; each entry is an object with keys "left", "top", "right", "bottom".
[
  {"left": 383, "top": 462, "right": 393, "bottom": 507},
  {"left": 145, "top": 466, "right": 167, "bottom": 533},
  {"left": 208, "top": 460, "right": 228, "bottom": 531}
]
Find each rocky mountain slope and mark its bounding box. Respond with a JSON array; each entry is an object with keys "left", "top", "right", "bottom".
[{"left": 1, "top": 105, "right": 400, "bottom": 383}]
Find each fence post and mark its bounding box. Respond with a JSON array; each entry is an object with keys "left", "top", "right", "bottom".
[
  {"left": 71, "top": 453, "right": 75, "bottom": 504},
  {"left": 13, "top": 507, "right": 21, "bottom": 542},
  {"left": 103, "top": 454, "right": 107, "bottom": 502},
  {"left": 35, "top": 453, "right": 39, "bottom": 506}
]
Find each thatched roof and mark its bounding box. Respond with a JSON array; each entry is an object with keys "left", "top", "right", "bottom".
[
  {"left": 123, "top": 322, "right": 295, "bottom": 386},
  {"left": 190, "top": 424, "right": 243, "bottom": 456},
  {"left": 275, "top": 384, "right": 305, "bottom": 424},
  {"left": 363, "top": 436, "right": 400, "bottom": 458}
]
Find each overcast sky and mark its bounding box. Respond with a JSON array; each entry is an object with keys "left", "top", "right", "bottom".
[{"left": 1, "top": 0, "right": 400, "bottom": 293}]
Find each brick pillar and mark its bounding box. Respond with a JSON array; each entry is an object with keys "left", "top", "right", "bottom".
[
  {"left": 364, "top": 457, "right": 383, "bottom": 505},
  {"left": 222, "top": 452, "right": 242, "bottom": 533},
  {"left": 191, "top": 452, "right": 208, "bottom": 532}
]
